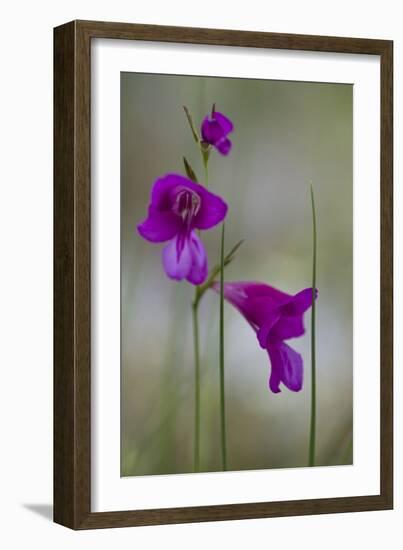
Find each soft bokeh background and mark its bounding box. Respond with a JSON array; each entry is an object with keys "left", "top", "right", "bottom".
[{"left": 121, "top": 73, "right": 353, "bottom": 476}]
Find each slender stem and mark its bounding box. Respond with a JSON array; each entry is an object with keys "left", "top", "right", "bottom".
[
  {"left": 193, "top": 239, "right": 244, "bottom": 308},
  {"left": 309, "top": 185, "right": 317, "bottom": 467},
  {"left": 203, "top": 157, "right": 209, "bottom": 188},
  {"left": 192, "top": 297, "right": 201, "bottom": 472},
  {"left": 219, "top": 223, "right": 227, "bottom": 470}
]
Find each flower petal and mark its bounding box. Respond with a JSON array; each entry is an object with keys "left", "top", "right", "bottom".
[
  {"left": 148, "top": 173, "right": 208, "bottom": 210},
  {"left": 186, "top": 232, "right": 208, "bottom": 285},
  {"left": 227, "top": 282, "right": 291, "bottom": 304},
  {"left": 256, "top": 312, "right": 281, "bottom": 348},
  {"left": 212, "top": 282, "right": 279, "bottom": 328},
  {"left": 270, "top": 288, "right": 317, "bottom": 340},
  {"left": 216, "top": 137, "right": 232, "bottom": 156},
  {"left": 201, "top": 118, "right": 224, "bottom": 145},
  {"left": 282, "top": 288, "right": 318, "bottom": 316},
  {"left": 137, "top": 208, "right": 181, "bottom": 243},
  {"left": 149, "top": 174, "right": 187, "bottom": 210},
  {"left": 201, "top": 112, "right": 234, "bottom": 146},
  {"left": 194, "top": 189, "right": 228, "bottom": 230},
  {"left": 267, "top": 342, "right": 303, "bottom": 393},
  {"left": 213, "top": 281, "right": 290, "bottom": 311},
  {"left": 162, "top": 235, "right": 192, "bottom": 281},
  {"left": 270, "top": 315, "right": 305, "bottom": 342},
  {"left": 214, "top": 111, "right": 234, "bottom": 134},
  {"left": 145, "top": 173, "right": 228, "bottom": 232}
]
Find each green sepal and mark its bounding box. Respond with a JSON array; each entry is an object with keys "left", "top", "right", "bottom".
[
  {"left": 183, "top": 105, "right": 199, "bottom": 143},
  {"left": 183, "top": 157, "right": 198, "bottom": 182}
]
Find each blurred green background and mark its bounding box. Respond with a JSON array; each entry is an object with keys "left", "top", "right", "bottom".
[{"left": 121, "top": 73, "right": 353, "bottom": 476}]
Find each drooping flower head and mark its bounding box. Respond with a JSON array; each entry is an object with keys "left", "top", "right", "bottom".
[
  {"left": 201, "top": 107, "right": 234, "bottom": 156},
  {"left": 213, "top": 281, "right": 318, "bottom": 393},
  {"left": 138, "top": 174, "right": 228, "bottom": 285}
]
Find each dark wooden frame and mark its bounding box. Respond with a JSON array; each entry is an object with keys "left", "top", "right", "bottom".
[{"left": 54, "top": 19, "right": 393, "bottom": 530}]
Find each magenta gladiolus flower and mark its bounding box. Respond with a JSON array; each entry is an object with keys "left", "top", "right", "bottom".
[
  {"left": 201, "top": 109, "right": 234, "bottom": 156},
  {"left": 137, "top": 174, "right": 228, "bottom": 285},
  {"left": 213, "top": 281, "right": 318, "bottom": 393}
]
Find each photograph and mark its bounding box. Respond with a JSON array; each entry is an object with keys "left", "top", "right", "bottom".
[
  {"left": 121, "top": 72, "right": 353, "bottom": 477},
  {"left": 0, "top": 0, "right": 395, "bottom": 541}
]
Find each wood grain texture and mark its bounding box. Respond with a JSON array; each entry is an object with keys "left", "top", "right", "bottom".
[
  {"left": 379, "top": 41, "right": 393, "bottom": 506},
  {"left": 54, "top": 21, "right": 77, "bottom": 528},
  {"left": 75, "top": 19, "right": 391, "bottom": 54},
  {"left": 54, "top": 20, "right": 393, "bottom": 530},
  {"left": 54, "top": 21, "right": 91, "bottom": 529}
]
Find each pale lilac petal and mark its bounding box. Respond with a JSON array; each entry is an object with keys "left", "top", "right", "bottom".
[
  {"left": 267, "top": 342, "right": 303, "bottom": 393},
  {"left": 186, "top": 232, "right": 208, "bottom": 285},
  {"left": 162, "top": 235, "right": 192, "bottom": 281},
  {"left": 216, "top": 138, "right": 232, "bottom": 156},
  {"left": 214, "top": 111, "right": 234, "bottom": 134},
  {"left": 137, "top": 208, "right": 181, "bottom": 243}
]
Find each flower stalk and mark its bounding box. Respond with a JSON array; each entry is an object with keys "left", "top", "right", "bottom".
[
  {"left": 182, "top": 105, "right": 235, "bottom": 471},
  {"left": 309, "top": 184, "right": 317, "bottom": 467},
  {"left": 191, "top": 296, "right": 201, "bottom": 472},
  {"left": 219, "top": 222, "right": 227, "bottom": 470},
  {"left": 203, "top": 154, "right": 209, "bottom": 188},
  {"left": 190, "top": 233, "right": 240, "bottom": 472}
]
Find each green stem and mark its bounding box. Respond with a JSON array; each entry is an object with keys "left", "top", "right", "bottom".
[
  {"left": 203, "top": 156, "right": 209, "bottom": 188},
  {"left": 309, "top": 185, "right": 317, "bottom": 467},
  {"left": 193, "top": 239, "right": 244, "bottom": 308},
  {"left": 190, "top": 223, "right": 241, "bottom": 474},
  {"left": 192, "top": 297, "right": 201, "bottom": 472},
  {"left": 219, "top": 223, "right": 227, "bottom": 470}
]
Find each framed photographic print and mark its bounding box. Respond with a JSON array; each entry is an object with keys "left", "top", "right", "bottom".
[{"left": 54, "top": 20, "right": 393, "bottom": 529}]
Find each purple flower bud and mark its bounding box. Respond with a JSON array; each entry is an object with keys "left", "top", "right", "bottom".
[{"left": 201, "top": 110, "right": 234, "bottom": 156}]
